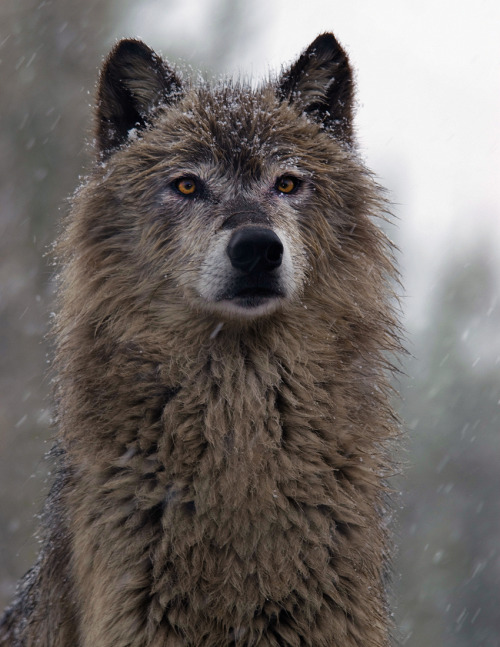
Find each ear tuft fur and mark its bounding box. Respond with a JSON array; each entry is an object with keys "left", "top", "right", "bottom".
[
  {"left": 278, "top": 33, "right": 354, "bottom": 143},
  {"left": 96, "top": 39, "right": 182, "bottom": 158}
]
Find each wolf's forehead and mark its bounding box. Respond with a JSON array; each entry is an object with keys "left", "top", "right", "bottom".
[
  {"left": 159, "top": 87, "right": 303, "bottom": 171},
  {"left": 199, "top": 90, "right": 280, "bottom": 145}
]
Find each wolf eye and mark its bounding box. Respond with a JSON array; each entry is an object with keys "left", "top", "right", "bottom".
[
  {"left": 276, "top": 176, "right": 299, "bottom": 194},
  {"left": 174, "top": 177, "right": 198, "bottom": 196}
]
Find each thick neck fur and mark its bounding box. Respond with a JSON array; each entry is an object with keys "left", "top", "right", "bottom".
[{"left": 51, "top": 268, "right": 396, "bottom": 646}]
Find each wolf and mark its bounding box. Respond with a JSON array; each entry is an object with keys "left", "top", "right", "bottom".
[{"left": 0, "top": 33, "right": 401, "bottom": 646}]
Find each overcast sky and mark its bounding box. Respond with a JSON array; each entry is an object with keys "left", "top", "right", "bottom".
[{"left": 127, "top": 0, "right": 500, "bottom": 327}]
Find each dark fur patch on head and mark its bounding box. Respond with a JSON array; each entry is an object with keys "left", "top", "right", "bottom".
[{"left": 96, "top": 39, "right": 183, "bottom": 157}]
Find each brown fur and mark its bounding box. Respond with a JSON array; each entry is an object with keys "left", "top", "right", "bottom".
[{"left": 0, "top": 34, "right": 401, "bottom": 646}]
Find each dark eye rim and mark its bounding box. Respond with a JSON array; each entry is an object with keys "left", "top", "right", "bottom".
[
  {"left": 274, "top": 175, "right": 302, "bottom": 195},
  {"left": 172, "top": 175, "right": 203, "bottom": 198}
]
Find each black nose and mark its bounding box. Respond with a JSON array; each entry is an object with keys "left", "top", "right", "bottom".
[{"left": 227, "top": 227, "right": 284, "bottom": 273}]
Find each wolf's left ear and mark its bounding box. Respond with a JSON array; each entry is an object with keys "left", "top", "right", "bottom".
[
  {"left": 96, "top": 39, "right": 182, "bottom": 158},
  {"left": 278, "top": 33, "right": 354, "bottom": 143}
]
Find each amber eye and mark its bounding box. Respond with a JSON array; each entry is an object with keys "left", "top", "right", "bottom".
[
  {"left": 175, "top": 177, "right": 198, "bottom": 196},
  {"left": 276, "top": 176, "right": 299, "bottom": 194}
]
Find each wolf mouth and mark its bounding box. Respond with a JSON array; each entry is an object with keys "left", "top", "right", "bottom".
[
  {"left": 218, "top": 281, "right": 285, "bottom": 309},
  {"left": 233, "top": 287, "right": 281, "bottom": 299}
]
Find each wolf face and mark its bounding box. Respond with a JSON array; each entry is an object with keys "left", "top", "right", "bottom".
[
  {"left": 138, "top": 109, "right": 311, "bottom": 320},
  {"left": 85, "top": 35, "right": 366, "bottom": 325}
]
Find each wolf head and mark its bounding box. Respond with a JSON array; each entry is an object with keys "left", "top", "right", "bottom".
[{"left": 71, "top": 35, "right": 383, "bottom": 330}]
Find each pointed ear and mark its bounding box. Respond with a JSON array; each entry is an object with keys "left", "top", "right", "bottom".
[
  {"left": 96, "top": 39, "right": 182, "bottom": 158},
  {"left": 278, "top": 33, "right": 354, "bottom": 143}
]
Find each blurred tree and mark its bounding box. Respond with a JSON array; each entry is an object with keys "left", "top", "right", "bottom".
[
  {"left": 395, "top": 242, "right": 500, "bottom": 647},
  {"left": 194, "top": 0, "right": 263, "bottom": 74},
  {"left": 0, "top": 0, "right": 116, "bottom": 606}
]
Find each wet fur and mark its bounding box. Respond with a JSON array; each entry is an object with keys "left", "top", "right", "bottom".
[{"left": 0, "top": 34, "right": 401, "bottom": 646}]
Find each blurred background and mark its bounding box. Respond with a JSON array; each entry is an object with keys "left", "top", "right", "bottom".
[{"left": 0, "top": 1, "right": 498, "bottom": 644}]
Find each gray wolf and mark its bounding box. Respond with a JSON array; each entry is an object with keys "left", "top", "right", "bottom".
[{"left": 0, "top": 33, "right": 401, "bottom": 647}]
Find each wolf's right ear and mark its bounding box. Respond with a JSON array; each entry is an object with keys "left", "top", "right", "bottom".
[
  {"left": 96, "top": 39, "right": 182, "bottom": 158},
  {"left": 278, "top": 33, "right": 354, "bottom": 144}
]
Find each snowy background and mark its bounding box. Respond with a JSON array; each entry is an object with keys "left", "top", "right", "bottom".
[{"left": 1, "top": 1, "right": 499, "bottom": 645}]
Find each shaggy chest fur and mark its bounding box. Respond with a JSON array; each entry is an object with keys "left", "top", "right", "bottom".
[{"left": 69, "top": 332, "right": 371, "bottom": 645}]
